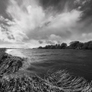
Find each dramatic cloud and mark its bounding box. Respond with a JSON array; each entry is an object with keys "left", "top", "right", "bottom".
[
  {"left": 0, "top": 0, "right": 45, "bottom": 43},
  {"left": 0, "top": 0, "right": 92, "bottom": 48}
]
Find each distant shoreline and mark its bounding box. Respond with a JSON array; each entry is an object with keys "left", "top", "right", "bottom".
[{"left": 38, "top": 40, "right": 92, "bottom": 50}]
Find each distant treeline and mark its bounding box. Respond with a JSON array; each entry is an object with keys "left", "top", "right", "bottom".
[{"left": 38, "top": 41, "right": 92, "bottom": 50}]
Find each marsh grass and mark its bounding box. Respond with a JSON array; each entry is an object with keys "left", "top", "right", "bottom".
[
  {"left": 0, "top": 70, "right": 92, "bottom": 92},
  {"left": 0, "top": 53, "right": 92, "bottom": 92},
  {"left": 45, "top": 70, "right": 92, "bottom": 92}
]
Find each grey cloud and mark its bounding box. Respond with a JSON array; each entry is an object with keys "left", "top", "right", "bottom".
[
  {"left": 39, "top": 0, "right": 92, "bottom": 22},
  {"left": 27, "top": 27, "right": 72, "bottom": 41},
  {"left": 0, "top": 0, "right": 11, "bottom": 19},
  {"left": 39, "top": 0, "right": 75, "bottom": 11}
]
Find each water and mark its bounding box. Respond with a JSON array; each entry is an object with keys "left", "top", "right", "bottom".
[
  {"left": 6, "top": 49, "right": 92, "bottom": 81},
  {"left": 6, "top": 49, "right": 26, "bottom": 58}
]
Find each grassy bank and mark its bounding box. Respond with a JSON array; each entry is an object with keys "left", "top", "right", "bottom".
[{"left": 0, "top": 51, "right": 92, "bottom": 92}]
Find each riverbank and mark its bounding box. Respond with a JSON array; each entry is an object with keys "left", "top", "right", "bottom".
[{"left": 0, "top": 49, "right": 92, "bottom": 92}]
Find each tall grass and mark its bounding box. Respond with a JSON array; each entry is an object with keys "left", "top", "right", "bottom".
[
  {"left": 45, "top": 70, "right": 92, "bottom": 92},
  {"left": 0, "top": 70, "right": 92, "bottom": 92},
  {"left": 0, "top": 53, "right": 92, "bottom": 92}
]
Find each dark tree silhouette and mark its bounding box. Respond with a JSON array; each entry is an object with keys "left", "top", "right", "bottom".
[
  {"left": 88, "top": 41, "right": 92, "bottom": 50},
  {"left": 69, "top": 41, "right": 80, "bottom": 49},
  {"left": 60, "top": 43, "right": 67, "bottom": 49},
  {"left": 38, "top": 40, "right": 92, "bottom": 50}
]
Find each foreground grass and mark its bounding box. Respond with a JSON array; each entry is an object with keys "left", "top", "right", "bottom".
[{"left": 0, "top": 53, "right": 92, "bottom": 92}]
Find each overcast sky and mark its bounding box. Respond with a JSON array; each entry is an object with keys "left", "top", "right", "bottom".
[{"left": 0, "top": 0, "right": 92, "bottom": 48}]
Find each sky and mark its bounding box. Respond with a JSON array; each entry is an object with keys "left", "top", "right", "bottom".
[{"left": 0, "top": 0, "right": 92, "bottom": 48}]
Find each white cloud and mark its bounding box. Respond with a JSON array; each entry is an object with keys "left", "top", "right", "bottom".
[
  {"left": 48, "top": 34, "right": 62, "bottom": 44},
  {"left": 24, "top": 39, "right": 48, "bottom": 48},
  {"left": 47, "top": 10, "right": 82, "bottom": 29},
  {"left": 7, "top": 0, "right": 45, "bottom": 35},
  {"left": 81, "top": 33, "right": 92, "bottom": 42},
  {"left": 0, "top": 0, "right": 46, "bottom": 43},
  {"left": 0, "top": 20, "right": 28, "bottom": 43}
]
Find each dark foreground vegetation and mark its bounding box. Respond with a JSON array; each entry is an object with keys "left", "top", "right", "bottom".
[
  {"left": 38, "top": 41, "right": 92, "bottom": 50},
  {"left": 0, "top": 49, "right": 92, "bottom": 92}
]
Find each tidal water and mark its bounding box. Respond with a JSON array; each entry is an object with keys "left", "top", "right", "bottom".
[{"left": 6, "top": 49, "right": 92, "bottom": 81}]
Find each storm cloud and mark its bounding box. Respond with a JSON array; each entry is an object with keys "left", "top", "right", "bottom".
[{"left": 0, "top": 0, "right": 92, "bottom": 48}]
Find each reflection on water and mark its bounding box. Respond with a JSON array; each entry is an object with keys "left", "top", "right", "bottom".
[{"left": 5, "top": 49, "right": 26, "bottom": 58}]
